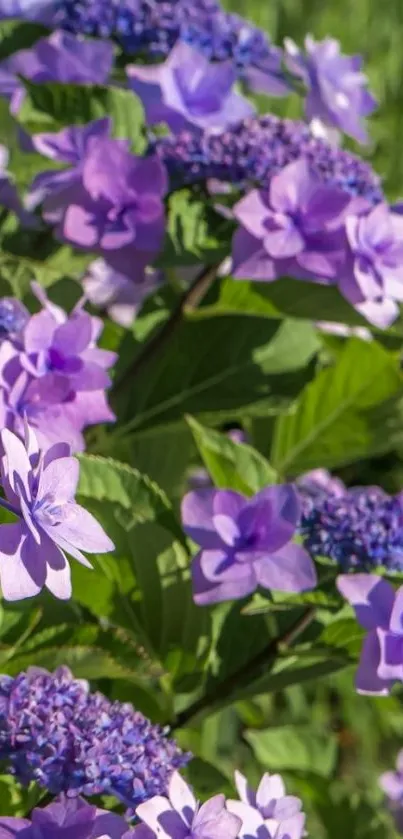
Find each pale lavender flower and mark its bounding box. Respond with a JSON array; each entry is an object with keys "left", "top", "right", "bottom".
[
  {"left": 0, "top": 795, "right": 131, "bottom": 839},
  {"left": 232, "top": 770, "right": 303, "bottom": 836},
  {"left": 0, "top": 297, "right": 29, "bottom": 340},
  {"left": 83, "top": 259, "right": 163, "bottom": 328},
  {"left": 42, "top": 137, "right": 167, "bottom": 267},
  {"left": 0, "top": 31, "right": 114, "bottom": 115},
  {"left": 337, "top": 574, "right": 403, "bottom": 695},
  {"left": 285, "top": 35, "right": 377, "bottom": 143},
  {"left": 181, "top": 485, "right": 317, "bottom": 605},
  {"left": 20, "top": 283, "right": 116, "bottom": 393},
  {"left": 232, "top": 158, "right": 351, "bottom": 282},
  {"left": 127, "top": 41, "right": 254, "bottom": 134},
  {"left": 227, "top": 800, "right": 305, "bottom": 839},
  {"left": 296, "top": 468, "right": 346, "bottom": 500},
  {"left": 0, "top": 422, "right": 114, "bottom": 600},
  {"left": 0, "top": 667, "right": 190, "bottom": 806},
  {"left": 339, "top": 203, "right": 403, "bottom": 328},
  {"left": 135, "top": 771, "right": 241, "bottom": 839}
]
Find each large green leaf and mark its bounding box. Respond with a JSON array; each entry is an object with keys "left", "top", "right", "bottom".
[
  {"left": 271, "top": 338, "right": 403, "bottom": 475},
  {"left": 117, "top": 315, "right": 320, "bottom": 433},
  {"left": 246, "top": 724, "right": 338, "bottom": 777},
  {"left": 186, "top": 415, "right": 276, "bottom": 494},
  {"left": 18, "top": 82, "right": 146, "bottom": 153}
]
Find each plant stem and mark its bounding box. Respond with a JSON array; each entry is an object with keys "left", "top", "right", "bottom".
[
  {"left": 173, "top": 607, "right": 316, "bottom": 729},
  {"left": 113, "top": 262, "right": 219, "bottom": 396}
]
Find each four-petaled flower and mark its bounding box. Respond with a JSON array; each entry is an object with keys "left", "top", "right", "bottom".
[
  {"left": 231, "top": 770, "right": 303, "bottom": 836},
  {"left": 127, "top": 41, "right": 254, "bottom": 134},
  {"left": 337, "top": 574, "right": 403, "bottom": 695},
  {"left": 181, "top": 484, "right": 317, "bottom": 605},
  {"left": 0, "top": 424, "right": 114, "bottom": 601},
  {"left": 0, "top": 795, "right": 131, "bottom": 839},
  {"left": 135, "top": 771, "right": 241, "bottom": 839}
]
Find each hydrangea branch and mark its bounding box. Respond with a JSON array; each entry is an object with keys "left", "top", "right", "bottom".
[
  {"left": 113, "top": 261, "right": 220, "bottom": 396},
  {"left": 172, "top": 605, "right": 316, "bottom": 729}
]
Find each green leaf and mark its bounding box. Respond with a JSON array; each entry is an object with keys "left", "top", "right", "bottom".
[
  {"left": 271, "top": 338, "right": 403, "bottom": 475},
  {"left": 320, "top": 617, "right": 365, "bottom": 658},
  {"left": 0, "top": 20, "right": 49, "bottom": 62},
  {"left": 77, "top": 454, "right": 184, "bottom": 542},
  {"left": 18, "top": 82, "right": 146, "bottom": 153},
  {"left": 160, "top": 189, "right": 233, "bottom": 266},
  {"left": 245, "top": 724, "right": 338, "bottom": 777},
  {"left": 117, "top": 315, "right": 319, "bottom": 433},
  {"left": 186, "top": 415, "right": 276, "bottom": 494}
]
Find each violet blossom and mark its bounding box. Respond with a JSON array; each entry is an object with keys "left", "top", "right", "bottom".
[
  {"left": 181, "top": 484, "right": 317, "bottom": 605},
  {"left": 0, "top": 31, "right": 114, "bottom": 116},
  {"left": 41, "top": 135, "right": 167, "bottom": 270},
  {"left": 127, "top": 41, "right": 254, "bottom": 134},
  {"left": 83, "top": 259, "right": 163, "bottom": 328},
  {"left": 232, "top": 158, "right": 351, "bottom": 282},
  {"left": 135, "top": 770, "right": 241, "bottom": 839},
  {"left": 0, "top": 667, "right": 190, "bottom": 805},
  {"left": 0, "top": 795, "right": 132, "bottom": 839},
  {"left": 227, "top": 802, "right": 305, "bottom": 839},
  {"left": 0, "top": 285, "right": 116, "bottom": 451},
  {"left": 0, "top": 422, "right": 114, "bottom": 600},
  {"left": 285, "top": 35, "right": 377, "bottom": 144},
  {"left": 339, "top": 202, "right": 403, "bottom": 328},
  {"left": 337, "top": 574, "right": 403, "bottom": 695},
  {"left": 231, "top": 770, "right": 304, "bottom": 836},
  {"left": 0, "top": 297, "right": 29, "bottom": 340}
]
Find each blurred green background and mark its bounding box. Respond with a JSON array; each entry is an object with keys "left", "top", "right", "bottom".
[{"left": 224, "top": 0, "right": 403, "bottom": 201}]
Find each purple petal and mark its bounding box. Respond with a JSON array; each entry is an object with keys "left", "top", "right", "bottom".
[
  {"left": 192, "top": 551, "right": 256, "bottom": 605},
  {"left": 194, "top": 796, "right": 241, "bottom": 839},
  {"left": 37, "top": 456, "right": 79, "bottom": 504},
  {"left": 263, "top": 221, "right": 305, "bottom": 259},
  {"left": 234, "top": 770, "right": 256, "bottom": 807},
  {"left": 232, "top": 228, "right": 277, "bottom": 281},
  {"left": 379, "top": 770, "right": 403, "bottom": 801},
  {"left": 136, "top": 797, "right": 187, "bottom": 839},
  {"left": 233, "top": 190, "right": 270, "bottom": 239},
  {"left": 43, "top": 502, "right": 114, "bottom": 556},
  {"left": 52, "top": 311, "right": 93, "bottom": 355},
  {"left": 377, "top": 628, "right": 403, "bottom": 681},
  {"left": 275, "top": 813, "right": 305, "bottom": 839},
  {"left": 181, "top": 489, "right": 223, "bottom": 549},
  {"left": 23, "top": 309, "right": 57, "bottom": 354},
  {"left": 356, "top": 630, "right": 391, "bottom": 695},
  {"left": 336, "top": 574, "right": 395, "bottom": 630},
  {"left": 256, "top": 773, "right": 286, "bottom": 812},
  {"left": 388, "top": 586, "right": 403, "bottom": 634},
  {"left": 1, "top": 428, "right": 31, "bottom": 498},
  {"left": 270, "top": 159, "right": 313, "bottom": 215},
  {"left": 0, "top": 525, "right": 44, "bottom": 601},
  {"left": 254, "top": 542, "right": 317, "bottom": 593},
  {"left": 213, "top": 489, "right": 246, "bottom": 520},
  {"left": 237, "top": 485, "right": 299, "bottom": 554},
  {"left": 167, "top": 772, "right": 196, "bottom": 826}
]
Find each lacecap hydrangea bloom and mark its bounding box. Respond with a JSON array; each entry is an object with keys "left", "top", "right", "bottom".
[
  {"left": 0, "top": 795, "right": 133, "bottom": 839},
  {"left": 0, "top": 667, "right": 190, "bottom": 806},
  {"left": 0, "top": 422, "right": 113, "bottom": 600},
  {"left": 337, "top": 574, "right": 403, "bottom": 695},
  {"left": 155, "top": 113, "right": 383, "bottom": 203},
  {"left": 181, "top": 485, "right": 317, "bottom": 605}
]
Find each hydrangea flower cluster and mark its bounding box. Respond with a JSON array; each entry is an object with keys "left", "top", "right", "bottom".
[
  {"left": 298, "top": 475, "right": 403, "bottom": 571},
  {"left": 0, "top": 667, "right": 190, "bottom": 806},
  {"left": 0, "top": 283, "right": 116, "bottom": 450}
]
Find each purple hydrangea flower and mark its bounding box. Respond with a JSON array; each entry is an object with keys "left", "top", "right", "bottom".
[
  {"left": 28, "top": 118, "right": 112, "bottom": 208},
  {"left": 232, "top": 158, "right": 351, "bottom": 282},
  {"left": 232, "top": 770, "right": 303, "bottom": 835},
  {"left": 285, "top": 36, "right": 377, "bottom": 144},
  {"left": 0, "top": 422, "right": 114, "bottom": 600},
  {"left": 83, "top": 259, "right": 163, "bottom": 328},
  {"left": 296, "top": 468, "right": 346, "bottom": 501},
  {"left": 0, "top": 31, "right": 114, "bottom": 115},
  {"left": 337, "top": 574, "right": 403, "bottom": 695},
  {"left": 227, "top": 800, "right": 305, "bottom": 839},
  {"left": 135, "top": 770, "right": 241, "bottom": 839},
  {"left": 299, "top": 484, "right": 403, "bottom": 571},
  {"left": 0, "top": 285, "right": 116, "bottom": 451},
  {"left": 181, "top": 485, "right": 317, "bottom": 605},
  {"left": 20, "top": 284, "right": 116, "bottom": 393},
  {"left": 380, "top": 751, "right": 403, "bottom": 833},
  {"left": 0, "top": 795, "right": 131, "bottom": 839},
  {"left": 41, "top": 136, "right": 167, "bottom": 268},
  {"left": 0, "top": 667, "right": 190, "bottom": 806},
  {"left": 339, "top": 203, "right": 403, "bottom": 328},
  {"left": 155, "top": 113, "right": 383, "bottom": 204},
  {"left": 127, "top": 41, "right": 254, "bottom": 134}
]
